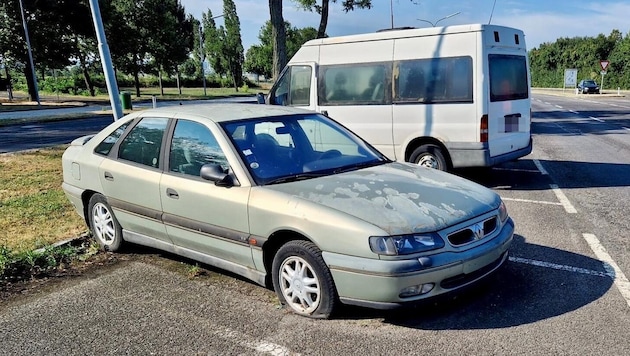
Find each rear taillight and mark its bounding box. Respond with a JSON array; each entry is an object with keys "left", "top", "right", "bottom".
[{"left": 480, "top": 115, "right": 489, "bottom": 142}]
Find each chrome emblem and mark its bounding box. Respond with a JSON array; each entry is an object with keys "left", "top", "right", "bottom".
[{"left": 472, "top": 223, "right": 484, "bottom": 240}]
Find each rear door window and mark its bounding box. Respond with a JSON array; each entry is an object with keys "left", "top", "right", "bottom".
[
  {"left": 118, "top": 117, "right": 169, "bottom": 168},
  {"left": 489, "top": 54, "right": 529, "bottom": 102}
]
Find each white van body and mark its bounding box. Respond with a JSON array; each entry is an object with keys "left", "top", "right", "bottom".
[{"left": 264, "top": 24, "right": 532, "bottom": 170}]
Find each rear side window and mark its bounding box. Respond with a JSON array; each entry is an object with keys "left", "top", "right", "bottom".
[
  {"left": 118, "top": 117, "right": 168, "bottom": 168},
  {"left": 489, "top": 54, "right": 528, "bottom": 102},
  {"left": 94, "top": 120, "right": 131, "bottom": 156},
  {"left": 394, "top": 56, "right": 473, "bottom": 103}
]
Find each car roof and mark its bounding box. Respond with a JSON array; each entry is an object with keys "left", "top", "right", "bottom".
[{"left": 135, "top": 103, "right": 314, "bottom": 123}]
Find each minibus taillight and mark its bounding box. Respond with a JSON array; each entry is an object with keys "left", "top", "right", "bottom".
[{"left": 480, "top": 115, "right": 489, "bottom": 142}]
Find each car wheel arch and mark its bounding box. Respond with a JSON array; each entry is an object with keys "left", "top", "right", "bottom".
[
  {"left": 405, "top": 137, "right": 452, "bottom": 170},
  {"left": 262, "top": 230, "right": 313, "bottom": 288},
  {"left": 81, "top": 190, "right": 99, "bottom": 226}
]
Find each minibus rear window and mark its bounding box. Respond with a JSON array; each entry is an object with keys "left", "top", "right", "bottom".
[{"left": 489, "top": 54, "right": 528, "bottom": 102}]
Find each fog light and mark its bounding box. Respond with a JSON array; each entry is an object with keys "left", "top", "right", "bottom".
[{"left": 399, "top": 283, "right": 435, "bottom": 298}]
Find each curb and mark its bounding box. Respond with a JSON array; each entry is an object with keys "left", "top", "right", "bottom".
[{"left": 33, "top": 232, "right": 91, "bottom": 254}]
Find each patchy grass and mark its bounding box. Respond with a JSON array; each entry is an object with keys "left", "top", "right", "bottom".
[{"left": 0, "top": 146, "right": 87, "bottom": 253}]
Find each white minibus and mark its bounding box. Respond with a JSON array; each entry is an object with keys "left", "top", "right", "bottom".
[{"left": 260, "top": 24, "right": 532, "bottom": 170}]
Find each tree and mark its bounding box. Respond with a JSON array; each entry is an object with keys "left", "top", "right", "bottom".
[
  {"left": 528, "top": 30, "right": 625, "bottom": 89},
  {"left": 0, "top": 0, "right": 78, "bottom": 100},
  {"left": 606, "top": 31, "right": 630, "bottom": 89},
  {"left": 103, "top": 0, "right": 152, "bottom": 97},
  {"left": 292, "top": 0, "right": 372, "bottom": 38},
  {"left": 244, "top": 21, "right": 317, "bottom": 79},
  {"left": 221, "top": 0, "right": 244, "bottom": 90},
  {"left": 203, "top": 9, "right": 226, "bottom": 77},
  {"left": 269, "top": 0, "right": 286, "bottom": 80},
  {"left": 144, "top": 0, "right": 193, "bottom": 96}
]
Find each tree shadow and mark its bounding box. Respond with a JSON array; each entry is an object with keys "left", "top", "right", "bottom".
[{"left": 335, "top": 234, "right": 614, "bottom": 328}]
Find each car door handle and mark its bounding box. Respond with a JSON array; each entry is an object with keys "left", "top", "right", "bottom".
[
  {"left": 104, "top": 172, "right": 114, "bottom": 181},
  {"left": 166, "top": 188, "right": 179, "bottom": 199}
]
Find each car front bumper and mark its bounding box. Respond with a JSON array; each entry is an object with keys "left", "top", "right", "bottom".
[{"left": 323, "top": 218, "right": 514, "bottom": 309}]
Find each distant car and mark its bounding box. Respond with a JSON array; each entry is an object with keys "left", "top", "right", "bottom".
[
  {"left": 62, "top": 103, "right": 514, "bottom": 318},
  {"left": 577, "top": 80, "right": 600, "bottom": 94}
]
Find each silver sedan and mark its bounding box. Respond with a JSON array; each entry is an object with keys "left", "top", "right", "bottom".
[{"left": 62, "top": 103, "right": 513, "bottom": 318}]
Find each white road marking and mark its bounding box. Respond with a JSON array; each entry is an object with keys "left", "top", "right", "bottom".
[
  {"left": 583, "top": 233, "right": 630, "bottom": 308},
  {"left": 533, "top": 159, "right": 549, "bottom": 175},
  {"left": 569, "top": 110, "right": 578, "bottom": 114},
  {"left": 502, "top": 197, "right": 562, "bottom": 206},
  {"left": 555, "top": 105, "right": 563, "bottom": 109},
  {"left": 509, "top": 256, "right": 610, "bottom": 278},
  {"left": 550, "top": 184, "right": 577, "bottom": 213},
  {"left": 589, "top": 116, "right": 604, "bottom": 122},
  {"left": 211, "top": 326, "right": 298, "bottom": 356},
  {"left": 492, "top": 167, "right": 540, "bottom": 173}
]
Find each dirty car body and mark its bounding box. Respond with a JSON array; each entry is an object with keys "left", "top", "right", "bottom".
[{"left": 62, "top": 103, "right": 513, "bottom": 318}]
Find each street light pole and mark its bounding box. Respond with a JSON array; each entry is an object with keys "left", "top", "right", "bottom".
[
  {"left": 199, "top": 25, "right": 206, "bottom": 97},
  {"left": 417, "top": 12, "right": 461, "bottom": 27},
  {"left": 18, "top": 0, "right": 40, "bottom": 105},
  {"left": 88, "top": 0, "right": 123, "bottom": 120},
  {"left": 390, "top": 0, "right": 394, "bottom": 29}
]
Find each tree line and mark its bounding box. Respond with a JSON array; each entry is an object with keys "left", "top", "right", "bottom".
[
  {"left": 0, "top": 0, "right": 376, "bottom": 101},
  {"left": 529, "top": 29, "right": 630, "bottom": 89},
  {"left": 7, "top": 0, "right": 623, "bottom": 101}
]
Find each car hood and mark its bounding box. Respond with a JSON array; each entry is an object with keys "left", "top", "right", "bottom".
[{"left": 265, "top": 162, "right": 500, "bottom": 235}]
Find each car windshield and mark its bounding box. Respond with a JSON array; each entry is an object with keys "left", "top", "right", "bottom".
[
  {"left": 584, "top": 80, "right": 597, "bottom": 86},
  {"left": 221, "top": 113, "right": 388, "bottom": 185}
]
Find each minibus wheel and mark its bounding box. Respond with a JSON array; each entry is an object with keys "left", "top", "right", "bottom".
[{"left": 410, "top": 144, "right": 447, "bottom": 171}]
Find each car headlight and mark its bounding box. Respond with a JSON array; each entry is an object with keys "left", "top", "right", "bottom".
[
  {"left": 369, "top": 233, "right": 445, "bottom": 256},
  {"left": 498, "top": 200, "right": 509, "bottom": 223}
]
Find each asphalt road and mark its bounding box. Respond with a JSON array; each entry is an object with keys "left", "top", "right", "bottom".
[{"left": 1, "top": 93, "right": 629, "bottom": 355}]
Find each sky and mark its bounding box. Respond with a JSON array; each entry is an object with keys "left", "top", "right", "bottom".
[{"left": 179, "top": 0, "right": 630, "bottom": 51}]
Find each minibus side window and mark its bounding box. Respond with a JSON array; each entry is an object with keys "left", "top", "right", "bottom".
[
  {"left": 394, "top": 56, "right": 473, "bottom": 104},
  {"left": 289, "top": 66, "right": 312, "bottom": 106},
  {"left": 319, "top": 63, "right": 388, "bottom": 106},
  {"left": 270, "top": 65, "right": 312, "bottom": 106}
]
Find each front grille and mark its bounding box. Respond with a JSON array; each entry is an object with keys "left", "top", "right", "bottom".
[{"left": 447, "top": 216, "right": 498, "bottom": 246}]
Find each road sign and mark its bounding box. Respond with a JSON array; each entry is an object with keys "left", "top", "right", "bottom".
[
  {"left": 601, "top": 70, "right": 607, "bottom": 75},
  {"left": 600, "top": 60, "right": 610, "bottom": 71},
  {"left": 564, "top": 69, "right": 577, "bottom": 87}
]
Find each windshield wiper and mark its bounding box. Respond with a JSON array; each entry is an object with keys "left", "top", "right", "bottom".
[
  {"left": 263, "top": 172, "right": 326, "bottom": 185},
  {"left": 333, "top": 160, "right": 387, "bottom": 174}
]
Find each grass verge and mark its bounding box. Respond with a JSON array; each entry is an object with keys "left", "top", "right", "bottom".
[
  {"left": 0, "top": 146, "right": 95, "bottom": 289},
  {"left": 0, "top": 146, "right": 87, "bottom": 252}
]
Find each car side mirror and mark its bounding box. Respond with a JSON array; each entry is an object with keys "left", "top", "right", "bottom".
[
  {"left": 200, "top": 164, "right": 234, "bottom": 187},
  {"left": 256, "top": 92, "right": 266, "bottom": 104}
]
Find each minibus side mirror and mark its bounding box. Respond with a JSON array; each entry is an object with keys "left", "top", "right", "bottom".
[{"left": 256, "top": 92, "right": 266, "bottom": 104}]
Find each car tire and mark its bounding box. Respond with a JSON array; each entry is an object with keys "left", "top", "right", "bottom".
[
  {"left": 272, "top": 240, "right": 338, "bottom": 319},
  {"left": 88, "top": 193, "right": 123, "bottom": 252},
  {"left": 410, "top": 144, "right": 448, "bottom": 171}
]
